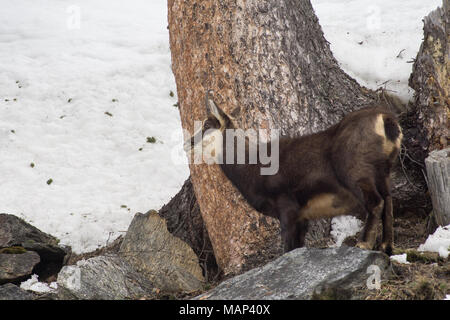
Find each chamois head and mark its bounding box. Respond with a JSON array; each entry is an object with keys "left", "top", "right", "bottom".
[{"left": 184, "top": 94, "right": 234, "bottom": 163}]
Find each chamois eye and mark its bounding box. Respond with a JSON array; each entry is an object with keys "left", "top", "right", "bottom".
[{"left": 204, "top": 122, "right": 210, "bottom": 129}]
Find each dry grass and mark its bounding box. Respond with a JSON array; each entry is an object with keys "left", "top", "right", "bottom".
[
  {"left": 361, "top": 214, "right": 449, "bottom": 300},
  {"left": 365, "top": 261, "right": 449, "bottom": 300}
]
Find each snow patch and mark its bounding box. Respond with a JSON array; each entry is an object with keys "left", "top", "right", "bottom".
[
  {"left": 20, "top": 274, "right": 58, "bottom": 293},
  {"left": 0, "top": 0, "right": 189, "bottom": 253},
  {"left": 390, "top": 253, "right": 410, "bottom": 265},
  {"left": 331, "top": 216, "right": 363, "bottom": 247},
  {"left": 418, "top": 225, "right": 450, "bottom": 259},
  {"left": 312, "top": 0, "right": 442, "bottom": 102}
]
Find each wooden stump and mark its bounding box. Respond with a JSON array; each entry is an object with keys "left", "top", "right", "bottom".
[{"left": 425, "top": 148, "right": 450, "bottom": 226}]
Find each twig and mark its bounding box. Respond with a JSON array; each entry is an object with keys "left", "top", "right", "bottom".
[
  {"left": 396, "top": 49, "right": 405, "bottom": 58},
  {"left": 402, "top": 146, "right": 425, "bottom": 168},
  {"left": 398, "top": 146, "right": 421, "bottom": 191},
  {"left": 379, "top": 80, "right": 391, "bottom": 88}
]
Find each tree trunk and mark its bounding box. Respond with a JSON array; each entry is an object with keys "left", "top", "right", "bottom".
[
  {"left": 405, "top": 0, "right": 449, "bottom": 227},
  {"left": 167, "top": 0, "right": 426, "bottom": 274},
  {"left": 409, "top": 0, "right": 449, "bottom": 154}
]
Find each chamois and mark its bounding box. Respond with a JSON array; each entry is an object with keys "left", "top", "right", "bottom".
[{"left": 187, "top": 94, "right": 403, "bottom": 255}]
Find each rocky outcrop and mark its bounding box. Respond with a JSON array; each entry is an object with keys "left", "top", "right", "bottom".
[
  {"left": 0, "top": 251, "right": 40, "bottom": 284},
  {"left": 0, "top": 283, "right": 35, "bottom": 300},
  {"left": 0, "top": 214, "right": 71, "bottom": 280},
  {"left": 57, "top": 255, "right": 154, "bottom": 300},
  {"left": 56, "top": 210, "right": 206, "bottom": 299},
  {"left": 119, "top": 210, "right": 205, "bottom": 293},
  {"left": 0, "top": 213, "right": 72, "bottom": 300},
  {"left": 195, "top": 246, "right": 391, "bottom": 300}
]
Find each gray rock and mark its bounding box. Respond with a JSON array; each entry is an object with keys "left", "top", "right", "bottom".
[
  {"left": 0, "top": 214, "right": 59, "bottom": 248},
  {"left": 0, "top": 251, "right": 40, "bottom": 284},
  {"left": 0, "top": 283, "right": 35, "bottom": 300},
  {"left": 119, "top": 210, "right": 205, "bottom": 293},
  {"left": 0, "top": 214, "right": 71, "bottom": 278},
  {"left": 56, "top": 255, "right": 154, "bottom": 300},
  {"left": 195, "top": 246, "right": 390, "bottom": 300}
]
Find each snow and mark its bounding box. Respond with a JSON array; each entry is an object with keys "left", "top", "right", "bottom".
[
  {"left": 1, "top": 0, "right": 443, "bottom": 254},
  {"left": 331, "top": 215, "right": 363, "bottom": 247},
  {"left": 418, "top": 225, "right": 450, "bottom": 259},
  {"left": 390, "top": 254, "right": 410, "bottom": 265},
  {"left": 20, "top": 274, "right": 57, "bottom": 293},
  {"left": 0, "top": 0, "right": 189, "bottom": 253},
  {"left": 312, "top": 0, "right": 442, "bottom": 102}
]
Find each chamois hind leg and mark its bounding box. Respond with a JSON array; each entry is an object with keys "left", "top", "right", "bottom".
[
  {"left": 356, "top": 178, "right": 384, "bottom": 250},
  {"left": 376, "top": 176, "right": 394, "bottom": 255},
  {"left": 277, "top": 194, "right": 302, "bottom": 252}
]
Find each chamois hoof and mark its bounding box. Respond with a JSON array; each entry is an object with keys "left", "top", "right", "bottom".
[
  {"left": 355, "top": 242, "right": 374, "bottom": 250},
  {"left": 380, "top": 242, "right": 394, "bottom": 256}
]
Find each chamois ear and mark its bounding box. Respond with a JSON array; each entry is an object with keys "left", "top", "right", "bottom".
[
  {"left": 207, "top": 99, "right": 221, "bottom": 118},
  {"left": 205, "top": 90, "right": 235, "bottom": 129},
  {"left": 206, "top": 97, "right": 229, "bottom": 126}
]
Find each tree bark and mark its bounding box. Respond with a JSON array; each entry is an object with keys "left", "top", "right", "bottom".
[
  {"left": 409, "top": 0, "right": 449, "bottom": 154},
  {"left": 167, "top": 0, "right": 426, "bottom": 274},
  {"left": 404, "top": 0, "right": 449, "bottom": 227}
]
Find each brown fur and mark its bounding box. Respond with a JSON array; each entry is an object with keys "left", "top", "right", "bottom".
[{"left": 192, "top": 102, "right": 402, "bottom": 255}]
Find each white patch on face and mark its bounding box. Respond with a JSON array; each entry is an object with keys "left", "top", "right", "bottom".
[{"left": 202, "top": 128, "right": 223, "bottom": 164}]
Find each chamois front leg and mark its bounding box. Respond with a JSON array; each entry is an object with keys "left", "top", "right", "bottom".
[{"left": 277, "top": 194, "right": 302, "bottom": 252}]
